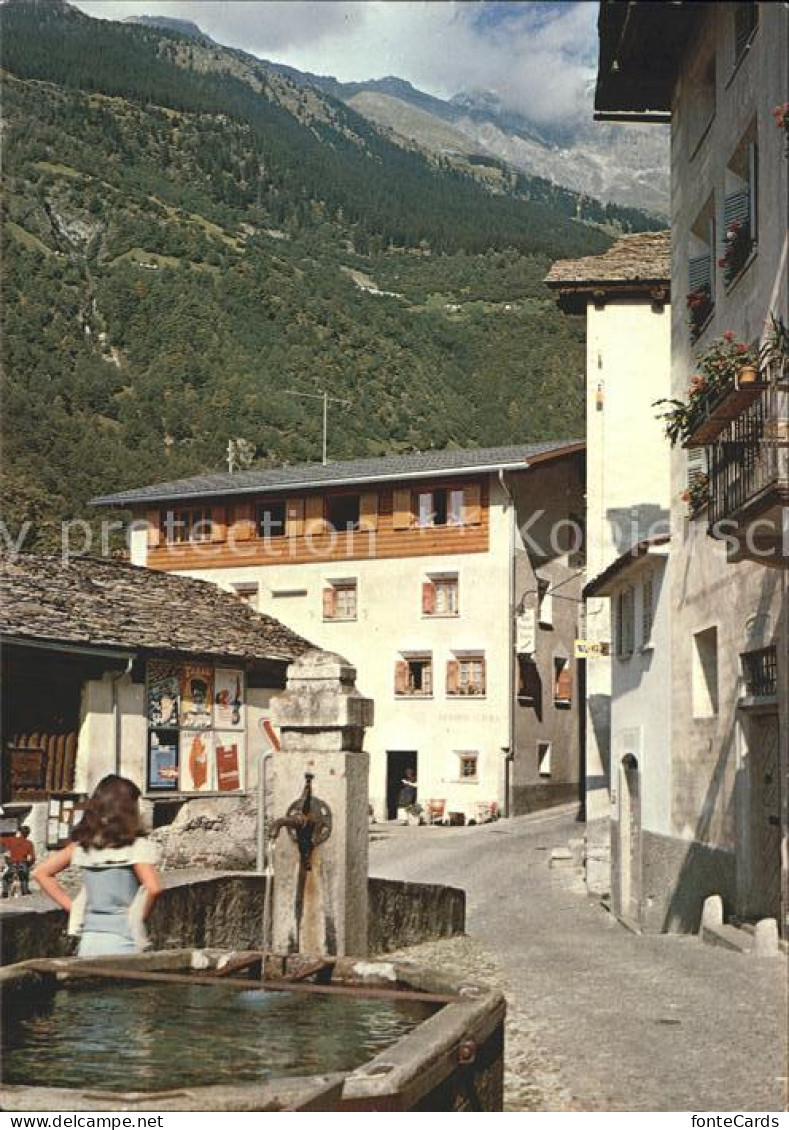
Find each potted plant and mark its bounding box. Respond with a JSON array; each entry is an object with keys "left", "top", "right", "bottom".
[
  {"left": 654, "top": 332, "right": 758, "bottom": 446},
  {"left": 404, "top": 802, "right": 423, "bottom": 826},
  {"left": 687, "top": 287, "right": 713, "bottom": 341},
  {"left": 760, "top": 313, "right": 789, "bottom": 381},
  {"left": 718, "top": 218, "right": 752, "bottom": 287},
  {"left": 772, "top": 102, "right": 789, "bottom": 159},
  {"left": 681, "top": 475, "right": 710, "bottom": 514},
  {"left": 737, "top": 361, "right": 759, "bottom": 386}
]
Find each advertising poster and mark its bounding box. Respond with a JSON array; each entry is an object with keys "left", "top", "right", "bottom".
[
  {"left": 180, "top": 730, "right": 214, "bottom": 792},
  {"left": 180, "top": 663, "right": 213, "bottom": 729},
  {"left": 147, "top": 730, "right": 180, "bottom": 791},
  {"left": 215, "top": 734, "right": 242, "bottom": 792},
  {"left": 214, "top": 669, "right": 245, "bottom": 730},
  {"left": 147, "top": 661, "right": 180, "bottom": 728}
]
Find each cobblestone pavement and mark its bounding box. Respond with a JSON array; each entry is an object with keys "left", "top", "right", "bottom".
[{"left": 372, "top": 809, "right": 788, "bottom": 1112}]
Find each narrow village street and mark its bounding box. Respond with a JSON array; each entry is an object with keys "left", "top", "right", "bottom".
[{"left": 371, "top": 808, "right": 788, "bottom": 1112}]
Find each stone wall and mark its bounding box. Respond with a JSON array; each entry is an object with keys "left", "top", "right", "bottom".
[
  {"left": 641, "top": 830, "right": 737, "bottom": 934},
  {"left": 368, "top": 877, "right": 466, "bottom": 954},
  {"left": 0, "top": 873, "right": 465, "bottom": 966}
]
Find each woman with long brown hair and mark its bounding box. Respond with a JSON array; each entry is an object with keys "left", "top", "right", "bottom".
[{"left": 33, "top": 774, "right": 162, "bottom": 957}]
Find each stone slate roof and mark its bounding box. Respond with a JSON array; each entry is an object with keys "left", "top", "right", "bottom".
[
  {"left": 90, "top": 441, "right": 584, "bottom": 507},
  {"left": 0, "top": 554, "right": 312, "bottom": 665},
  {"left": 545, "top": 231, "right": 670, "bottom": 289}
]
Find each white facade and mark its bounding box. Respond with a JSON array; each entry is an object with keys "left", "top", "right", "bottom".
[
  {"left": 594, "top": 546, "right": 673, "bottom": 922},
  {"left": 136, "top": 478, "right": 513, "bottom": 822},
  {"left": 595, "top": 0, "right": 789, "bottom": 932},
  {"left": 582, "top": 294, "right": 672, "bottom": 892},
  {"left": 665, "top": 1, "right": 788, "bottom": 931}
]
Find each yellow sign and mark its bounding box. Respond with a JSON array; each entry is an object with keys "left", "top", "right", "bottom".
[{"left": 574, "top": 639, "right": 611, "bottom": 659}]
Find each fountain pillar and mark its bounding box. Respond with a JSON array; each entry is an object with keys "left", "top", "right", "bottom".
[{"left": 269, "top": 650, "right": 373, "bottom": 956}]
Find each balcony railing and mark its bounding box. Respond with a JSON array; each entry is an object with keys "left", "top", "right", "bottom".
[{"left": 707, "top": 368, "right": 789, "bottom": 529}]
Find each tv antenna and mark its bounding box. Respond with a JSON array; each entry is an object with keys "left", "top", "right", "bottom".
[{"left": 284, "top": 389, "right": 351, "bottom": 465}]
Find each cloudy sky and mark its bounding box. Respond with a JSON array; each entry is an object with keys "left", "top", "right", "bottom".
[{"left": 72, "top": 1, "right": 599, "bottom": 125}]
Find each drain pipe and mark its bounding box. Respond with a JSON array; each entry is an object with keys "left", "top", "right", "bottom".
[
  {"left": 112, "top": 658, "right": 134, "bottom": 777},
  {"left": 256, "top": 749, "right": 274, "bottom": 872},
  {"left": 498, "top": 469, "right": 516, "bottom": 819},
  {"left": 258, "top": 747, "right": 276, "bottom": 953}
]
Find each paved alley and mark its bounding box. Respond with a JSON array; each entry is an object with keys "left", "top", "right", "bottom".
[{"left": 370, "top": 808, "right": 788, "bottom": 1112}]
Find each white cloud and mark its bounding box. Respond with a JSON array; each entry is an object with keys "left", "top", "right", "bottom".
[{"left": 72, "top": 1, "right": 599, "bottom": 125}]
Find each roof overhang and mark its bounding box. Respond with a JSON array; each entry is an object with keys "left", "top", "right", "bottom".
[
  {"left": 583, "top": 535, "right": 671, "bottom": 598},
  {"left": 1, "top": 635, "right": 136, "bottom": 661},
  {"left": 90, "top": 444, "right": 586, "bottom": 508},
  {"left": 546, "top": 279, "right": 670, "bottom": 315},
  {"left": 595, "top": 1, "right": 706, "bottom": 119},
  {"left": 0, "top": 631, "right": 293, "bottom": 670}
]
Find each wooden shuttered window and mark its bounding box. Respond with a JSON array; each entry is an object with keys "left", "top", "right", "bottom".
[
  {"left": 616, "top": 588, "right": 636, "bottom": 657},
  {"left": 287, "top": 498, "right": 305, "bottom": 538},
  {"left": 323, "top": 582, "right": 357, "bottom": 620},
  {"left": 395, "top": 656, "right": 432, "bottom": 696},
  {"left": 463, "top": 482, "right": 482, "bottom": 526},
  {"left": 304, "top": 495, "right": 325, "bottom": 535},
  {"left": 688, "top": 253, "right": 712, "bottom": 295},
  {"left": 642, "top": 573, "right": 654, "bottom": 648},
  {"left": 210, "top": 505, "right": 227, "bottom": 543},
  {"left": 231, "top": 501, "right": 255, "bottom": 542},
  {"left": 555, "top": 660, "right": 573, "bottom": 705},
  {"left": 392, "top": 488, "right": 413, "bottom": 529},
  {"left": 448, "top": 655, "right": 486, "bottom": 696},
  {"left": 723, "top": 186, "right": 750, "bottom": 229},
  {"left": 518, "top": 656, "right": 541, "bottom": 704},
  {"left": 359, "top": 491, "right": 378, "bottom": 531},
  {"left": 422, "top": 582, "right": 436, "bottom": 614},
  {"left": 146, "top": 509, "right": 161, "bottom": 549}
]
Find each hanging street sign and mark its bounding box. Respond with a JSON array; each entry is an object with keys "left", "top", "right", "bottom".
[{"left": 574, "top": 639, "right": 611, "bottom": 659}]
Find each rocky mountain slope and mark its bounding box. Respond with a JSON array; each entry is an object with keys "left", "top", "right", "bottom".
[
  {"left": 125, "top": 11, "right": 669, "bottom": 216},
  {"left": 337, "top": 81, "right": 669, "bottom": 217},
  {"left": 0, "top": 0, "right": 651, "bottom": 549}
]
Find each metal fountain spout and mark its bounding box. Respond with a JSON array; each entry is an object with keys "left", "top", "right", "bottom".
[
  {"left": 269, "top": 772, "right": 332, "bottom": 872},
  {"left": 269, "top": 650, "right": 373, "bottom": 956}
]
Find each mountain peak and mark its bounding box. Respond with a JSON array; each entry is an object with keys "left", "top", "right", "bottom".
[{"left": 450, "top": 88, "right": 502, "bottom": 113}]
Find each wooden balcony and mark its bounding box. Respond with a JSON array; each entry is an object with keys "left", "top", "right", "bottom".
[{"left": 706, "top": 372, "right": 789, "bottom": 566}]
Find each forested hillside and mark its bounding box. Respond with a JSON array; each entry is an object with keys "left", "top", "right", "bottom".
[{"left": 2, "top": 0, "right": 613, "bottom": 548}]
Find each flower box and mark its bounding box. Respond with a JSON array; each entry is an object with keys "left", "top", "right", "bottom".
[{"left": 682, "top": 380, "right": 768, "bottom": 447}]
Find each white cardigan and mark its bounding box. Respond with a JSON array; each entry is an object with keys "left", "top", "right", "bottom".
[{"left": 67, "top": 838, "right": 159, "bottom": 947}]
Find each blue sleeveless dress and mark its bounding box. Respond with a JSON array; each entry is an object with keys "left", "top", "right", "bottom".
[{"left": 68, "top": 838, "right": 159, "bottom": 958}]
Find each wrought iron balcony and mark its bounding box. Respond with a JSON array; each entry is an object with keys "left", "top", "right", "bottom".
[
  {"left": 706, "top": 365, "right": 789, "bottom": 565},
  {"left": 741, "top": 646, "right": 778, "bottom": 699}
]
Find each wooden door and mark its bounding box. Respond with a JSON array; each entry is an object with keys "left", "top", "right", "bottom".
[{"left": 748, "top": 713, "right": 782, "bottom": 921}]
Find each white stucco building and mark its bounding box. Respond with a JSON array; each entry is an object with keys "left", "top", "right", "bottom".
[
  {"left": 546, "top": 232, "right": 673, "bottom": 901},
  {"left": 583, "top": 536, "right": 673, "bottom": 926},
  {"left": 595, "top": 0, "right": 788, "bottom": 934},
  {"left": 95, "top": 443, "right": 586, "bottom": 823}
]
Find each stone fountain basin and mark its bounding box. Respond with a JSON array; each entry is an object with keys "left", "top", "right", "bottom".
[{"left": 0, "top": 949, "right": 505, "bottom": 1112}]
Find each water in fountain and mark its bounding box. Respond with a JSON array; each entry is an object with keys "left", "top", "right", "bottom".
[{"left": 3, "top": 982, "right": 436, "bottom": 1092}]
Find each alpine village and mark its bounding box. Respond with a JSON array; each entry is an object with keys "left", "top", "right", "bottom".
[{"left": 0, "top": 0, "right": 787, "bottom": 1116}]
